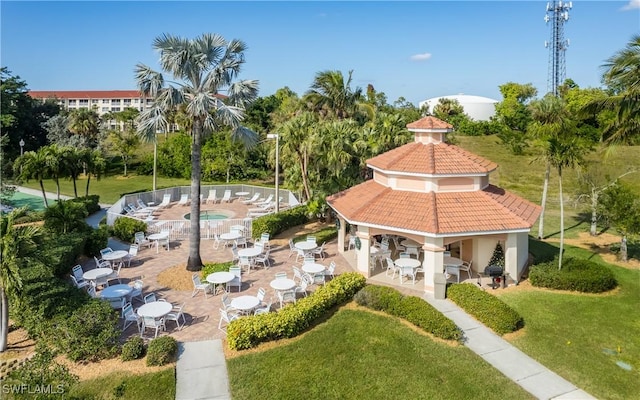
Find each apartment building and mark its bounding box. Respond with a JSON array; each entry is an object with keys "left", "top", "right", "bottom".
[{"left": 28, "top": 90, "right": 153, "bottom": 116}]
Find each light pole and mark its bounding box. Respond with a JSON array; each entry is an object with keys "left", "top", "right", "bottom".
[
  {"left": 267, "top": 133, "right": 280, "bottom": 213},
  {"left": 19, "top": 139, "right": 24, "bottom": 156}
]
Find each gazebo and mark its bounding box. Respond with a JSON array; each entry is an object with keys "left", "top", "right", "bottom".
[{"left": 327, "top": 116, "right": 541, "bottom": 291}]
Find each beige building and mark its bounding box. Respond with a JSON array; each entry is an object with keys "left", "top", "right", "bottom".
[{"left": 28, "top": 90, "right": 152, "bottom": 116}]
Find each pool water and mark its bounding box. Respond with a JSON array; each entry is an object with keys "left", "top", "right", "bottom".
[{"left": 184, "top": 211, "right": 230, "bottom": 220}]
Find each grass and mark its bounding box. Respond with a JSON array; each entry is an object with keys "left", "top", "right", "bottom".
[
  {"left": 495, "top": 242, "right": 640, "bottom": 400},
  {"left": 67, "top": 368, "right": 175, "bottom": 400},
  {"left": 227, "top": 308, "right": 534, "bottom": 400}
]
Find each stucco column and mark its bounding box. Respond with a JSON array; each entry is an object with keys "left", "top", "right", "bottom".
[
  {"left": 337, "top": 217, "right": 346, "bottom": 254},
  {"left": 505, "top": 232, "right": 528, "bottom": 284},
  {"left": 421, "top": 237, "right": 444, "bottom": 291},
  {"left": 355, "top": 227, "right": 371, "bottom": 277}
]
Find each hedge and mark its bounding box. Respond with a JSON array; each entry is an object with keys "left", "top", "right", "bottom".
[
  {"left": 251, "top": 205, "right": 309, "bottom": 239},
  {"left": 41, "top": 232, "right": 87, "bottom": 277},
  {"left": 68, "top": 194, "right": 101, "bottom": 215},
  {"left": 201, "top": 261, "right": 235, "bottom": 280},
  {"left": 226, "top": 272, "right": 366, "bottom": 350},
  {"left": 447, "top": 283, "right": 524, "bottom": 335},
  {"left": 293, "top": 226, "right": 338, "bottom": 246},
  {"left": 146, "top": 336, "right": 178, "bottom": 366},
  {"left": 529, "top": 257, "right": 617, "bottom": 293},
  {"left": 354, "top": 285, "right": 461, "bottom": 341},
  {"left": 112, "top": 217, "right": 148, "bottom": 243}
]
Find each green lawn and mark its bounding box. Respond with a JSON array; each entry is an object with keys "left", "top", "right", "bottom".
[
  {"left": 67, "top": 368, "right": 175, "bottom": 400},
  {"left": 496, "top": 242, "right": 640, "bottom": 400},
  {"left": 227, "top": 308, "right": 534, "bottom": 400}
]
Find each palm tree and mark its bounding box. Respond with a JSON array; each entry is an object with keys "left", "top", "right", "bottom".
[
  {"left": 61, "top": 146, "right": 84, "bottom": 197},
  {"left": 1, "top": 207, "right": 43, "bottom": 352},
  {"left": 277, "top": 112, "right": 318, "bottom": 201},
  {"left": 14, "top": 148, "right": 50, "bottom": 207},
  {"left": 83, "top": 149, "right": 106, "bottom": 197},
  {"left": 304, "top": 70, "right": 364, "bottom": 119},
  {"left": 43, "top": 144, "right": 66, "bottom": 200},
  {"left": 68, "top": 108, "right": 100, "bottom": 147},
  {"left": 135, "top": 33, "right": 258, "bottom": 272}
]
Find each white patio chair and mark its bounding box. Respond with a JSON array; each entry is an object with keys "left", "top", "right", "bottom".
[
  {"left": 324, "top": 261, "right": 336, "bottom": 279},
  {"left": 238, "top": 256, "right": 253, "bottom": 274},
  {"left": 400, "top": 266, "right": 418, "bottom": 285},
  {"left": 445, "top": 265, "right": 460, "bottom": 283},
  {"left": 230, "top": 245, "right": 239, "bottom": 263},
  {"left": 134, "top": 231, "right": 152, "bottom": 249},
  {"left": 294, "top": 279, "right": 308, "bottom": 298},
  {"left": 144, "top": 293, "right": 157, "bottom": 303},
  {"left": 220, "top": 190, "right": 232, "bottom": 203},
  {"left": 235, "top": 236, "right": 248, "bottom": 248},
  {"left": 157, "top": 193, "right": 172, "bottom": 209},
  {"left": 141, "top": 315, "right": 165, "bottom": 338},
  {"left": 310, "top": 242, "right": 327, "bottom": 260},
  {"left": 212, "top": 233, "right": 222, "bottom": 250},
  {"left": 227, "top": 267, "right": 242, "bottom": 292},
  {"left": 129, "top": 279, "right": 144, "bottom": 303},
  {"left": 71, "top": 265, "right": 88, "bottom": 289},
  {"left": 391, "top": 236, "right": 405, "bottom": 256},
  {"left": 122, "top": 302, "right": 141, "bottom": 332},
  {"left": 459, "top": 260, "right": 473, "bottom": 279},
  {"left": 94, "top": 256, "right": 111, "bottom": 269},
  {"left": 274, "top": 272, "right": 287, "bottom": 280},
  {"left": 306, "top": 235, "right": 317, "bottom": 245},
  {"left": 218, "top": 308, "right": 240, "bottom": 332},
  {"left": 312, "top": 273, "right": 325, "bottom": 285},
  {"left": 254, "top": 249, "right": 271, "bottom": 268},
  {"left": 385, "top": 257, "right": 401, "bottom": 279},
  {"left": 70, "top": 275, "right": 88, "bottom": 289},
  {"left": 100, "top": 247, "right": 114, "bottom": 257},
  {"left": 406, "top": 247, "right": 420, "bottom": 259},
  {"left": 177, "top": 193, "right": 189, "bottom": 206},
  {"left": 241, "top": 193, "right": 260, "bottom": 204},
  {"left": 254, "top": 194, "right": 273, "bottom": 206},
  {"left": 288, "top": 239, "right": 297, "bottom": 258},
  {"left": 206, "top": 189, "right": 218, "bottom": 204},
  {"left": 107, "top": 296, "right": 126, "bottom": 311},
  {"left": 253, "top": 297, "right": 273, "bottom": 315},
  {"left": 192, "top": 274, "right": 211, "bottom": 298},
  {"left": 221, "top": 293, "right": 235, "bottom": 311},
  {"left": 166, "top": 303, "right": 186, "bottom": 330},
  {"left": 277, "top": 290, "right": 296, "bottom": 309},
  {"left": 124, "top": 244, "right": 139, "bottom": 267},
  {"left": 87, "top": 286, "right": 98, "bottom": 298}
]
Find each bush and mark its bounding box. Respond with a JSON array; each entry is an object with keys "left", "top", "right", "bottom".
[
  {"left": 227, "top": 272, "right": 366, "bottom": 350},
  {"left": 41, "top": 232, "right": 87, "bottom": 277},
  {"left": 68, "top": 195, "right": 101, "bottom": 215},
  {"left": 447, "top": 283, "right": 524, "bottom": 335},
  {"left": 201, "top": 261, "right": 235, "bottom": 280},
  {"left": 85, "top": 224, "right": 110, "bottom": 257},
  {"left": 5, "top": 350, "right": 78, "bottom": 400},
  {"left": 293, "top": 226, "right": 338, "bottom": 246},
  {"left": 252, "top": 205, "right": 309, "bottom": 239},
  {"left": 146, "top": 336, "right": 178, "bottom": 366},
  {"left": 354, "top": 285, "right": 461, "bottom": 341},
  {"left": 112, "top": 217, "right": 148, "bottom": 243},
  {"left": 53, "top": 299, "right": 121, "bottom": 362},
  {"left": 43, "top": 200, "right": 88, "bottom": 234},
  {"left": 529, "top": 257, "right": 618, "bottom": 293},
  {"left": 121, "top": 336, "right": 146, "bottom": 361}
]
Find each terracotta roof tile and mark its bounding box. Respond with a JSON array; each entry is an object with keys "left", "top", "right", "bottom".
[
  {"left": 327, "top": 181, "right": 541, "bottom": 234},
  {"left": 367, "top": 142, "right": 497, "bottom": 175},
  {"left": 406, "top": 116, "right": 453, "bottom": 130}
]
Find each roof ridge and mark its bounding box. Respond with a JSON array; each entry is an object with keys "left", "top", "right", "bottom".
[{"left": 480, "top": 184, "right": 540, "bottom": 225}]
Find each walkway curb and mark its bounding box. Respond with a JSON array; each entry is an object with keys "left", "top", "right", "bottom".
[
  {"left": 423, "top": 292, "right": 596, "bottom": 400},
  {"left": 176, "top": 340, "right": 231, "bottom": 400}
]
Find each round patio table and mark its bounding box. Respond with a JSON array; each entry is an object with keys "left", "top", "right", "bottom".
[
  {"left": 230, "top": 295, "right": 260, "bottom": 314},
  {"left": 270, "top": 278, "right": 296, "bottom": 292},
  {"left": 295, "top": 241, "right": 317, "bottom": 251},
  {"left": 137, "top": 301, "right": 172, "bottom": 318},
  {"left": 444, "top": 256, "right": 463, "bottom": 267},
  {"left": 102, "top": 250, "right": 129, "bottom": 267},
  {"left": 238, "top": 247, "right": 262, "bottom": 258},
  {"left": 148, "top": 232, "right": 170, "bottom": 253},
  {"left": 230, "top": 225, "right": 246, "bottom": 232},
  {"left": 393, "top": 258, "right": 421, "bottom": 268},
  {"left": 101, "top": 284, "right": 132, "bottom": 299},
  {"left": 206, "top": 271, "right": 236, "bottom": 295},
  {"left": 302, "top": 263, "right": 325, "bottom": 274},
  {"left": 83, "top": 268, "right": 113, "bottom": 281},
  {"left": 220, "top": 232, "right": 242, "bottom": 241}
]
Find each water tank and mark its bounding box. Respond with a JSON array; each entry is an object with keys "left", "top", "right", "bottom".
[{"left": 418, "top": 94, "right": 499, "bottom": 121}]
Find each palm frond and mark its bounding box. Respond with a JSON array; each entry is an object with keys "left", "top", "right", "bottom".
[
  {"left": 230, "top": 126, "right": 258, "bottom": 150},
  {"left": 135, "top": 64, "right": 164, "bottom": 97},
  {"left": 227, "top": 80, "right": 259, "bottom": 107}
]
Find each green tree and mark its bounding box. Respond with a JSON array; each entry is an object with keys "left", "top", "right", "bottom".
[
  {"left": 1, "top": 207, "right": 43, "bottom": 352},
  {"left": 599, "top": 182, "right": 640, "bottom": 261},
  {"left": 108, "top": 128, "right": 141, "bottom": 176},
  {"left": 303, "top": 70, "right": 364, "bottom": 120},
  {"left": 43, "top": 200, "right": 88, "bottom": 234},
  {"left": 68, "top": 108, "right": 101, "bottom": 148},
  {"left": 43, "top": 144, "right": 66, "bottom": 200},
  {"left": 84, "top": 149, "right": 106, "bottom": 196},
  {"left": 135, "top": 33, "right": 258, "bottom": 272},
  {"left": 494, "top": 82, "right": 537, "bottom": 154},
  {"left": 14, "top": 148, "right": 51, "bottom": 207},
  {"left": 276, "top": 112, "right": 318, "bottom": 201},
  {"left": 61, "top": 146, "right": 84, "bottom": 197}
]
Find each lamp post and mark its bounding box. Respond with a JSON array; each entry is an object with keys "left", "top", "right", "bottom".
[
  {"left": 19, "top": 139, "right": 24, "bottom": 156},
  {"left": 266, "top": 133, "right": 280, "bottom": 213}
]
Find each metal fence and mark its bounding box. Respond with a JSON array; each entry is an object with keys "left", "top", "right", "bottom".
[{"left": 106, "top": 184, "right": 300, "bottom": 240}]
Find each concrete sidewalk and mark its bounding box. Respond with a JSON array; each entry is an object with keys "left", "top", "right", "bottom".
[
  {"left": 175, "top": 340, "right": 231, "bottom": 400},
  {"left": 423, "top": 293, "right": 595, "bottom": 400}
]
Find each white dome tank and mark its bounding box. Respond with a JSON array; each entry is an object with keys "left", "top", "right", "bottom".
[{"left": 418, "top": 94, "right": 499, "bottom": 121}]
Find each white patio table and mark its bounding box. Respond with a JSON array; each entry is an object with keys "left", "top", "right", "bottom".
[
  {"left": 400, "top": 239, "right": 420, "bottom": 248},
  {"left": 206, "top": 271, "right": 235, "bottom": 295},
  {"left": 270, "top": 278, "right": 296, "bottom": 292},
  {"left": 302, "top": 263, "right": 325, "bottom": 275},
  {"left": 220, "top": 232, "right": 242, "bottom": 247},
  {"left": 101, "top": 284, "right": 132, "bottom": 299},
  {"left": 230, "top": 295, "right": 260, "bottom": 314},
  {"left": 294, "top": 241, "right": 317, "bottom": 251},
  {"left": 83, "top": 268, "right": 113, "bottom": 282},
  {"left": 394, "top": 258, "right": 421, "bottom": 284},
  {"left": 238, "top": 247, "right": 262, "bottom": 258},
  {"left": 102, "top": 250, "right": 129, "bottom": 268},
  {"left": 137, "top": 301, "right": 172, "bottom": 319},
  {"left": 148, "top": 232, "right": 170, "bottom": 253}
]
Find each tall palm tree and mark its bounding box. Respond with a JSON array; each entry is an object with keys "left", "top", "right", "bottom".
[
  {"left": 84, "top": 149, "right": 106, "bottom": 196},
  {"left": 135, "top": 33, "right": 258, "bottom": 271},
  {"left": 1, "top": 207, "right": 42, "bottom": 352},
  {"left": 528, "top": 94, "right": 570, "bottom": 240},
  {"left": 304, "top": 70, "right": 364, "bottom": 120},
  {"left": 68, "top": 108, "right": 100, "bottom": 147},
  {"left": 61, "top": 146, "right": 84, "bottom": 197},
  {"left": 277, "top": 112, "right": 318, "bottom": 201},
  {"left": 43, "top": 144, "right": 65, "bottom": 200},
  {"left": 14, "top": 148, "right": 50, "bottom": 207}
]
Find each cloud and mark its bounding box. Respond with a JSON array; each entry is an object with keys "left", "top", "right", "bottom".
[
  {"left": 410, "top": 52, "right": 432, "bottom": 61},
  {"left": 621, "top": 0, "right": 640, "bottom": 10}
]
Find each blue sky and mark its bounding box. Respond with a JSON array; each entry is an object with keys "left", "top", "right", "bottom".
[{"left": 2, "top": 1, "right": 638, "bottom": 105}]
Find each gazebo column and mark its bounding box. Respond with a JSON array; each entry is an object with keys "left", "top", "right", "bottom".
[
  {"left": 505, "top": 232, "right": 528, "bottom": 284},
  {"left": 337, "top": 217, "right": 346, "bottom": 254},
  {"left": 421, "top": 237, "right": 444, "bottom": 292},
  {"left": 355, "top": 227, "right": 372, "bottom": 277}
]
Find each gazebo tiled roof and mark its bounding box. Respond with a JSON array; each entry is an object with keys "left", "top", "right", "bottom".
[
  {"left": 367, "top": 142, "right": 498, "bottom": 175},
  {"left": 406, "top": 116, "right": 454, "bottom": 130},
  {"left": 326, "top": 180, "right": 540, "bottom": 235}
]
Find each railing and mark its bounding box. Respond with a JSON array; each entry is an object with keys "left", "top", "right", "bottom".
[{"left": 106, "top": 184, "right": 300, "bottom": 240}]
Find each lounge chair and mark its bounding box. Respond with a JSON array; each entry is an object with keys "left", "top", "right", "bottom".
[
  {"left": 177, "top": 193, "right": 189, "bottom": 206},
  {"left": 241, "top": 193, "right": 260, "bottom": 204},
  {"left": 206, "top": 190, "right": 218, "bottom": 204},
  {"left": 220, "top": 190, "right": 232, "bottom": 203},
  {"left": 157, "top": 194, "right": 172, "bottom": 209}
]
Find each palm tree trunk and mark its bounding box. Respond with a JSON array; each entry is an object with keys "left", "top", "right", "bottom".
[
  {"left": 537, "top": 163, "right": 550, "bottom": 240},
  {"left": 0, "top": 288, "right": 8, "bottom": 352},
  {"left": 558, "top": 169, "right": 564, "bottom": 270},
  {"left": 39, "top": 180, "right": 49, "bottom": 208},
  {"left": 55, "top": 178, "right": 61, "bottom": 200},
  {"left": 186, "top": 119, "right": 204, "bottom": 271},
  {"left": 590, "top": 189, "right": 598, "bottom": 236},
  {"left": 299, "top": 149, "right": 312, "bottom": 201},
  {"left": 85, "top": 175, "right": 91, "bottom": 197},
  {"left": 72, "top": 176, "right": 78, "bottom": 198}
]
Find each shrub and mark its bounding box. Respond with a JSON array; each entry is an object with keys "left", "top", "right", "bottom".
[
  {"left": 85, "top": 224, "right": 110, "bottom": 257},
  {"left": 293, "top": 226, "right": 338, "bottom": 246},
  {"left": 53, "top": 299, "right": 121, "bottom": 362},
  {"left": 43, "top": 200, "right": 88, "bottom": 234},
  {"left": 121, "top": 336, "right": 146, "bottom": 361},
  {"left": 227, "top": 272, "right": 366, "bottom": 350},
  {"left": 252, "top": 205, "right": 309, "bottom": 239},
  {"left": 146, "top": 336, "right": 178, "bottom": 366},
  {"left": 201, "top": 261, "right": 235, "bottom": 280},
  {"left": 68, "top": 194, "right": 101, "bottom": 215},
  {"left": 41, "top": 232, "right": 87, "bottom": 277},
  {"left": 447, "top": 283, "right": 524, "bottom": 335},
  {"left": 112, "top": 217, "right": 147, "bottom": 243},
  {"left": 12, "top": 210, "right": 46, "bottom": 224},
  {"left": 354, "top": 285, "right": 461, "bottom": 341},
  {"left": 529, "top": 257, "right": 618, "bottom": 293},
  {"left": 5, "top": 350, "right": 78, "bottom": 400}
]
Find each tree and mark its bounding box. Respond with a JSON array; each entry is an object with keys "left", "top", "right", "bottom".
[
  {"left": 108, "top": 128, "right": 141, "bottom": 176},
  {"left": 599, "top": 182, "right": 640, "bottom": 261},
  {"left": 1, "top": 207, "right": 43, "bottom": 352},
  {"left": 84, "top": 149, "right": 106, "bottom": 196},
  {"left": 135, "top": 33, "right": 258, "bottom": 272},
  {"left": 276, "top": 112, "right": 318, "bottom": 201},
  {"left": 61, "top": 146, "right": 84, "bottom": 197},
  {"left": 494, "top": 82, "right": 537, "bottom": 154},
  {"left": 43, "top": 144, "right": 66, "bottom": 200},
  {"left": 303, "top": 70, "right": 364, "bottom": 120},
  {"left": 14, "top": 148, "right": 50, "bottom": 207},
  {"left": 68, "top": 108, "right": 101, "bottom": 148},
  {"left": 43, "top": 200, "right": 88, "bottom": 234}
]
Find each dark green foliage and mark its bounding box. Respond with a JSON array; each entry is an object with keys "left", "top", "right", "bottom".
[
  {"left": 251, "top": 205, "right": 309, "bottom": 239},
  {"left": 121, "top": 336, "right": 146, "bottom": 361},
  {"left": 112, "top": 217, "right": 147, "bottom": 243},
  {"left": 293, "top": 226, "right": 337, "bottom": 246},
  {"left": 447, "top": 283, "right": 524, "bottom": 335},
  {"left": 529, "top": 257, "right": 618, "bottom": 293},
  {"left": 157, "top": 133, "right": 192, "bottom": 179},
  {"left": 12, "top": 210, "right": 45, "bottom": 224},
  {"left": 227, "top": 272, "right": 366, "bottom": 350},
  {"left": 487, "top": 242, "right": 505, "bottom": 268},
  {"left": 200, "top": 261, "right": 235, "bottom": 280},
  {"left": 43, "top": 200, "right": 88, "bottom": 234},
  {"left": 68, "top": 194, "right": 101, "bottom": 215},
  {"left": 53, "top": 299, "right": 121, "bottom": 362},
  {"left": 85, "top": 224, "right": 110, "bottom": 257},
  {"left": 41, "top": 232, "right": 87, "bottom": 277},
  {"left": 4, "top": 350, "right": 78, "bottom": 400},
  {"left": 146, "top": 336, "right": 178, "bottom": 366},
  {"left": 354, "top": 285, "right": 462, "bottom": 341}
]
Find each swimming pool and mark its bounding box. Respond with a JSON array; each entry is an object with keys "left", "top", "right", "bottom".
[{"left": 184, "top": 211, "right": 232, "bottom": 220}]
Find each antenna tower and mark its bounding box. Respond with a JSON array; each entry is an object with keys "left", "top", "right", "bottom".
[{"left": 544, "top": 1, "right": 572, "bottom": 96}]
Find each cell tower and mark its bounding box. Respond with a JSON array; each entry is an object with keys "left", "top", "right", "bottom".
[{"left": 544, "top": 1, "right": 572, "bottom": 96}]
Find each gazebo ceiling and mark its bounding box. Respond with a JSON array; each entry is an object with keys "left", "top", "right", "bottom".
[{"left": 327, "top": 180, "right": 541, "bottom": 235}]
